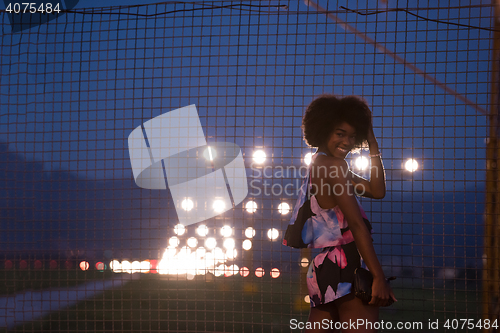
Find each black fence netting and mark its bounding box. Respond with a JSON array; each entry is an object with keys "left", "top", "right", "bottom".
[{"left": 0, "top": 0, "right": 496, "bottom": 332}]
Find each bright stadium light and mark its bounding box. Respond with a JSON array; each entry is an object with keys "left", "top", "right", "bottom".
[
  {"left": 223, "top": 238, "right": 235, "bottom": 250},
  {"left": 304, "top": 152, "right": 313, "bottom": 166},
  {"left": 197, "top": 224, "right": 209, "bottom": 237},
  {"left": 226, "top": 248, "right": 237, "bottom": 259},
  {"left": 242, "top": 239, "right": 252, "bottom": 250},
  {"left": 220, "top": 225, "right": 233, "bottom": 237},
  {"left": 267, "top": 228, "right": 279, "bottom": 240},
  {"left": 181, "top": 198, "right": 194, "bottom": 211},
  {"left": 205, "top": 237, "right": 217, "bottom": 250},
  {"left": 354, "top": 156, "right": 369, "bottom": 170},
  {"left": 203, "top": 146, "right": 216, "bottom": 161},
  {"left": 244, "top": 227, "right": 256, "bottom": 238},
  {"left": 300, "top": 257, "right": 309, "bottom": 267},
  {"left": 405, "top": 158, "right": 419, "bottom": 172},
  {"left": 79, "top": 261, "right": 89, "bottom": 271},
  {"left": 253, "top": 150, "right": 266, "bottom": 164},
  {"left": 174, "top": 224, "right": 186, "bottom": 236},
  {"left": 278, "top": 202, "right": 290, "bottom": 215},
  {"left": 245, "top": 201, "right": 257, "bottom": 213},
  {"left": 169, "top": 236, "right": 180, "bottom": 247},
  {"left": 240, "top": 267, "right": 250, "bottom": 277},
  {"left": 213, "top": 199, "right": 226, "bottom": 213},
  {"left": 255, "top": 267, "right": 265, "bottom": 277},
  {"left": 187, "top": 237, "right": 198, "bottom": 248},
  {"left": 271, "top": 268, "right": 280, "bottom": 278}
]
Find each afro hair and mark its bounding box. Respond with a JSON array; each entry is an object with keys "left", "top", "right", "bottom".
[{"left": 301, "top": 94, "right": 372, "bottom": 149}]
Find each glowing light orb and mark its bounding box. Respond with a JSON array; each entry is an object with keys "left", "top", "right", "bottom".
[
  {"left": 253, "top": 150, "right": 266, "bottom": 164},
  {"left": 169, "top": 236, "right": 180, "bottom": 247},
  {"left": 242, "top": 239, "right": 252, "bottom": 250},
  {"left": 187, "top": 237, "right": 198, "bottom": 248},
  {"left": 271, "top": 268, "right": 280, "bottom": 278},
  {"left": 174, "top": 224, "right": 186, "bottom": 236},
  {"left": 95, "top": 262, "right": 105, "bottom": 271},
  {"left": 79, "top": 261, "right": 89, "bottom": 271},
  {"left": 245, "top": 201, "right": 257, "bottom": 213},
  {"left": 214, "top": 264, "right": 225, "bottom": 277},
  {"left": 226, "top": 248, "right": 237, "bottom": 259},
  {"left": 300, "top": 257, "right": 309, "bottom": 267},
  {"left": 278, "top": 202, "right": 290, "bottom": 215},
  {"left": 203, "top": 146, "right": 216, "bottom": 161},
  {"left": 223, "top": 238, "right": 235, "bottom": 250},
  {"left": 244, "top": 227, "right": 256, "bottom": 238},
  {"left": 355, "top": 156, "right": 369, "bottom": 170},
  {"left": 405, "top": 158, "right": 419, "bottom": 172},
  {"left": 213, "top": 200, "right": 226, "bottom": 213},
  {"left": 181, "top": 199, "right": 194, "bottom": 211},
  {"left": 220, "top": 225, "right": 233, "bottom": 237},
  {"left": 304, "top": 295, "right": 310, "bottom": 303},
  {"left": 304, "top": 152, "right": 313, "bottom": 166},
  {"left": 267, "top": 228, "right": 279, "bottom": 240},
  {"left": 205, "top": 237, "right": 217, "bottom": 250},
  {"left": 240, "top": 267, "right": 250, "bottom": 277},
  {"left": 255, "top": 267, "right": 265, "bottom": 277},
  {"left": 197, "top": 224, "right": 209, "bottom": 237}
]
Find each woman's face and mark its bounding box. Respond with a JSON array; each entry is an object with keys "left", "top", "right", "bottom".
[{"left": 323, "top": 122, "right": 357, "bottom": 159}]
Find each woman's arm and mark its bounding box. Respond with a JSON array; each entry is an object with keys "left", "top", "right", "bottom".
[
  {"left": 317, "top": 156, "right": 396, "bottom": 306},
  {"left": 350, "top": 124, "right": 386, "bottom": 199}
]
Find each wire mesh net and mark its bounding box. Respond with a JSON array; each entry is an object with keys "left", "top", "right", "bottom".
[{"left": 0, "top": 0, "right": 496, "bottom": 332}]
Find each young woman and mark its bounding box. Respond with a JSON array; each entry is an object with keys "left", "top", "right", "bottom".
[{"left": 300, "top": 95, "right": 396, "bottom": 332}]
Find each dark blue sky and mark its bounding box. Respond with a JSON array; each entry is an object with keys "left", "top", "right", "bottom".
[
  {"left": 0, "top": 1, "right": 491, "bottom": 195},
  {"left": 0, "top": 1, "right": 491, "bottom": 274}
]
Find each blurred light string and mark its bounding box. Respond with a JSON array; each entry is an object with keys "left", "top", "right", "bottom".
[{"left": 303, "top": 0, "right": 489, "bottom": 115}]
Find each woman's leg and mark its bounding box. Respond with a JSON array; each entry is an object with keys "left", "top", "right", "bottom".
[
  {"left": 305, "top": 302, "right": 341, "bottom": 333},
  {"left": 336, "top": 294, "right": 379, "bottom": 333}
]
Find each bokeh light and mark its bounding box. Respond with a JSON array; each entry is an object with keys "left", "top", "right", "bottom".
[
  {"left": 197, "top": 224, "right": 209, "bottom": 237},
  {"left": 405, "top": 158, "right": 419, "bottom": 172},
  {"left": 354, "top": 156, "right": 369, "bottom": 170},
  {"left": 271, "top": 268, "right": 280, "bottom": 278},
  {"left": 213, "top": 200, "right": 226, "bottom": 213},
  {"left": 220, "top": 225, "right": 233, "bottom": 237},
  {"left": 245, "top": 201, "right": 257, "bottom": 213},
  {"left": 244, "top": 227, "right": 256, "bottom": 238},
  {"left": 300, "top": 257, "right": 310, "bottom": 267},
  {"left": 187, "top": 237, "right": 198, "bottom": 248},
  {"left": 242, "top": 239, "right": 252, "bottom": 250},
  {"left": 278, "top": 202, "right": 290, "bottom": 215},
  {"left": 223, "top": 238, "right": 235, "bottom": 250},
  {"left": 79, "top": 261, "right": 89, "bottom": 271},
  {"left": 181, "top": 198, "right": 194, "bottom": 211},
  {"left": 169, "top": 236, "right": 180, "bottom": 247},
  {"left": 205, "top": 237, "right": 217, "bottom": 250},
  {"left": 267, "top": 228, "right": 279, "bottom": 240},
  {"left": 174, "top": 224, "right": 186, "bottom": 236},
  {"left": 253, "top": 150, "right": 266, "bottom": 164},
  {"left": 240, "top": 267, "right": 250, "bottom": 277},
  {"left": 304, "top": 152, "right": 313, "bottom": 166},
  {"left": 203, "top": 146, "right": 216, "bottom": 161},
  {"left": 255, "top": 267, "right": 265, "bottom": 277}
]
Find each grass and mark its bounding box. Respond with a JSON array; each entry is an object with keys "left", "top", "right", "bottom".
[{"left": 4, "top": 273, "right": 483, "bottom": 333}]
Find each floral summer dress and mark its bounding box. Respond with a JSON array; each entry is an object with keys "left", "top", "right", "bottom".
[{"left": 291, "top": 152, "right": 373, "bottom": 307}]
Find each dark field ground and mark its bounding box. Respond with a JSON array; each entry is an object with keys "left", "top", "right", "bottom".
[{"left": 2, "top": 270, "right": 482, "bottom": 333}]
